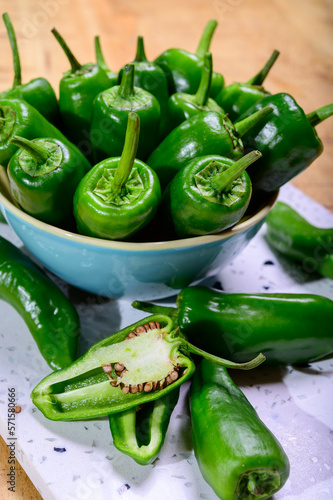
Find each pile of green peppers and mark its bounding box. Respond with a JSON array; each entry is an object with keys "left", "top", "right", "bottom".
[{"left": 1, "top": 13, "right": 333, "bottom": 500}]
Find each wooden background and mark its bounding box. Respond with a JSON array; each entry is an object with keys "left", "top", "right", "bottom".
[{"left": 0, "top": 0, "right": 332, "bottom": 498}]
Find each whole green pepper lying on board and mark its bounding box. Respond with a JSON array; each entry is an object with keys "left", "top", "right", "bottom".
[
  {"left": 266, "top": 201, "right": 333, "bottom": 279},
  {"left": 133, "top": 286, "right": 333, "bottom": 365},
  {"left": 1, "top": 13, "right": 59, "bottom": 126},
  {"left": 7, "top": 135, "right": 89, "bottom": 226},
  {"left": 236, "top": 93, "right": 333, "bottom": 194},
  {"left": 190, "top": 359, "right": 290, "bottom": 500},
  {"left": 147, "top": 106, "right": 272, "bottom": 190},
  {"left": 159, "top": 151, "right": 261, "bottom": 238},
  {"left": 0, "top": 235, "right": 80, "bottom": 371},
  {"left": 215, "top": 49, "right": 279, "bottom": 121},
  {"left": 30, "top": 314, "right": 264, "bottom": 421},
  {"left": 109, "top": 388, "right": 179, "bottom": 465}
]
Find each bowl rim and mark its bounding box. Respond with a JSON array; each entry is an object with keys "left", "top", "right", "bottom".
[{"left": 0, "top": 173, "right": 279, "bottom": 251}]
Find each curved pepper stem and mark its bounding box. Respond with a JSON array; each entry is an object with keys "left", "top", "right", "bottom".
[
  {"left": 193, "top": 52, "right": 213, "bottom": 107},
  {"left": 51, "top": 27, "right": 82, "bottom": 73},
  {"left": 211, "top": 150, "right": 262, "bottom": 192},
  {"left": 247, "top": 49, "right": 280, "bottom": 86},
  {"left": 112, "top": 112, "right": 140, "bottom": 196},
  {"left": 132, "top": 300, "right": 178, "bottom": 319},
  {"left": 234, "top": 106, "right": 273, "bottom": 137},
  {"left": 10, "top": 135, "right": 50, "bottom": 164},
  {"left": 94, "top": 35, "right": 110, "bottom": 72},
  {"left": 306, "top": 103, "right": 333, "bottom": 127},
  {"left": 196, "top": 19, "right": 218, "bottom": 58},
  {"left": 118, "top": 63, "right": 136, "bottom": 99},
  {"left": 3, "top": 13, "right": 22, "bottom": 88},
  {"left": 134, "top": 36, "right": 148, "bottom": 63}
]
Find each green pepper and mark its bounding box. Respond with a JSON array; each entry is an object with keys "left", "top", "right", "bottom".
[
  {"left": 118, "top": 35, "right": 170, "bottom": 140},
  {"left": 266, "top": 201, "right": 333, "bottom": 279},
  {"left": 94, "top": 35, "right": 118, "bottom": 88},
  {"left": 190, "top": 359, "right": 290, "bottom": 500},
  {"left": 133, "top": 285, "right": 333, "bottom": 365},
  {"left": 90, "top": 64, "right": 161, "bottom": 163},
  {"left": 236, "top": 93, "right": 333, "bottom": 194},
  {"left": 0, "top": 97, "right": 82, "bottom": 167},
  {"left": 109, "top": 388, "right": 179, "bottom": 465},
  {"left": 165, "top": 52, "right": 224, "bottom": 135},
  {"left": 154, "top": 19, "right": 224, "bottom": 98},
  {"left": 74, "top": 112, "right": 161, "bottom": 240},
  {"left": 7, "top": 135, "right": 89, "bottom": 226},
  {"left": 30, "top": 313, "right": 264, "bottom": 421},
  {"left": 159, "top": 151, "right": 261, "bottom": 238},
  {"left": 0, "top": 235, "right": 80, "bottom": 371},
  {"left": 215, "top": 49, "right": 280, "bottom": 122},
  {"left": 51, "top": 27, "right": 111, "bottom": 153},
  {"left": 147, "top": 106, "right": 272, "bottom": 190},
  {"left": 0, "top": 13, "right": 60, "bottom": 126}
]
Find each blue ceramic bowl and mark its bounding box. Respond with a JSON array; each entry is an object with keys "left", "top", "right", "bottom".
[{"left": 0, "top": 167, "right": 278, "bottom": 300}]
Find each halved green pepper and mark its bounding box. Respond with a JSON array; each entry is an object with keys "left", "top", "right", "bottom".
[
  {"left": 30, "top": 314, "right": 264, "bottom": 421},
  {"left": 190, "top": 359, "right": 290, "bottom": 500},
  {"left": 266, "top": 201, "right": 333, "bottom": 279}
]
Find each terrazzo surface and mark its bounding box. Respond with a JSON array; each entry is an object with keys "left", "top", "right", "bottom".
[{"left": 0, "top": 183, "right": 332, "bottom": 500}]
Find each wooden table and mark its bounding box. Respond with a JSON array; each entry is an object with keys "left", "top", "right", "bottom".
[{"left": 0, "top": 0, "right": 332, "bottom": 498}]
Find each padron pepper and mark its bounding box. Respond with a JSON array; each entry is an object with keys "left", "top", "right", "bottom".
[
  {"left": 30, "top": 314, "right": 264, "bottom": 421},
  {"left": 190, "top": 359, "right": 290, "bottom": 500},
  {"left": 94, "top": 35, "right": 118, "bottom": 88},
  {"left": 1, "top": 13, "right": 59, "bottom": 126},
  {"left": 0, "top": 235, "right": 80, "bottom": 371},
  {"left": 215, "top": 49, "right": 280, "bottom": 121},
  {"left": 51, "top": 27, "right": 111, "bottom": 153},
  {"left": 74, "top": 112, "right": 161, "bottom": 240},
  {"left": 0, "top": 97, "right": 82, "bottom": 167},
  {"left": 7, "top": 135, "right": 89, "bottom": 226},
  {"left": 165, "top": 52, "right": 224, "bottom": 135},
  {"left": 154, "top": 19, "right": 224, "bottom": 98},
  {"left": 147, "top": 106, "right": 272, "bottom": 190},
  {"left": 109, "top": 388, "right": 179, "bottom": 465},
  {"left": 90, "top": 64, "right": 161, "bottom": 163},
  {"left": 159, "top": 151, "right": 261, "bottom": 238},
  {"left": 133, "top": 285, "right": 333, "bottom": 365},
  {"left": 266, "top": 201, "right": 333, "bottom": 280},
  {"left": 236, "top": 93, "right": 333, "bottom": 194}
]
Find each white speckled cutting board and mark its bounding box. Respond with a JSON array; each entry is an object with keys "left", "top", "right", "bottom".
[{"left": 1, "top": 183, "right": 333, "bottom": 500}]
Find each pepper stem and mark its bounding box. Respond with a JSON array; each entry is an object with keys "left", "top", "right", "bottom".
[
  {"left": 306, "top": 103, "right": 333, "bottom": 127},
  {"left": 118, "top": 64, "right": 136, "bottom": 99},
  {"left": 211, "top": 151, "right": 262, "bottom": 192},
  {"left": 193, "top": 52, "right": 212, "bottom": 107},
  {"left": 134, "top": 36, "right": 148, "bottom": 63},
  {"left": 9, "top": 135, "right": 50, "bottom": 164},
  {"left": 94, "top": 35, "right": 109, "bottom": 72},
  {"left": 182, "top": 338, "right": 265, "bottom": 370},
  {"left": 196, "top": 19, "right": 218, "bottom": 58},
  {"left": 3, "top": 13, "right": 22, "bottom": 88},
  {"left": 112, "top": 112, "right": 140, "bottom": 197},
  {"left": 234, "top": 106, "right": 273, "bottom": 137},
  {"left": 51, "top": 27, "right": 82, "bottom": 73},
  {"left": 247, "top": 49, "right": 280, "bottom": 86},
  {"left": 131, "top": 300, "right": 179, "bottom": 320}
]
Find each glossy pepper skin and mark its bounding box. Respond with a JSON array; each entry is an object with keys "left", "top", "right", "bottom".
[
  {"left": 0, "top": 98, "right": 81, "bottom": 167},
  {"left": 7, "top": 136, "right": 89, "bottom": 226},
  {"left": 52, "top": 28, "right": 111, "bottom": 153},
  {"left": 1, "top": 13, "right": 59, "bottom": 126},
  {"left": 236, "top": 93, "right": 333, "bottom": 194},
  {"left": 132, "top": 286, "right": 333, "bottom": 365},
  {"left": 190, "top": 360, "right": 290, "bottom": 500},
  {"left": 154, "top": 19, "right": 224, "bottom": 98},
  {"left": 215, "top": 49, "right": 279, "bottom": 122},
  {"left": 147, "top": 106, "right": 272, "bottom": 190},
  {"left": 30, "top": 313, "right": 264, "bottom": 421},
  {"left": 0, "top": 235, "right": 80, "bottom": 371},
  {"left": 109, "top": 388, "right": 179, "bottom": 465},
  {"left": 74, "top": 112, "right": 161, "bottom": 240},
  {"left": 159, "top": 151, "right": 261, "bottom": 238},
  {"left": 91, "top": 64, "right": 161, "bottom": 163},
  {"left": 165, "top": 52, "right": 224, "bottom": 135},
  {"left": 266, "top": 201, "right": 333, "bottom": 279}
]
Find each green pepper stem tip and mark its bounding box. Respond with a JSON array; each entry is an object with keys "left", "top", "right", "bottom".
[
  {"left": 3, "top": 12, "right": 22, "bottom": 88},
  {"left": 118, "top": 63, "right": 135, "bottom": 99},
  {"left": 135, "top": 35, "right": 148, "bottom": 62},
  {"left": 235, "top": 106, "right": 273, "bottom": 137},
  {"left": 196, "top": 19, "right": 218, "bottom": 58},
  {"left": 9, "top": 135, "right": 50, "bottom": 164},
  {"left": 211, "top": 150, "right": 262, "bottom": 192},
  {"left": 306, "top": 103, "right": 333, "bottom": 127},
  {"left": 247, "top": 49, "right": 280, "bottom": 86},
  {"left": 193, "top": 52, "right": 213, "bottom": 107},
  {"left": 51, "top": 27, "right": 82, "bottom": 73}
]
